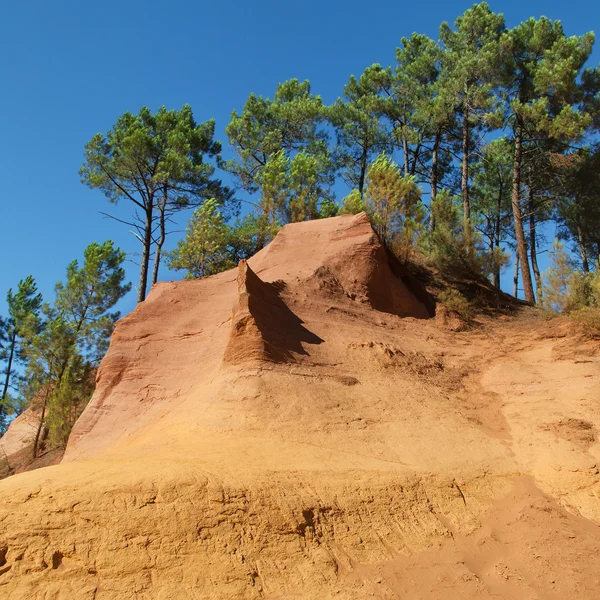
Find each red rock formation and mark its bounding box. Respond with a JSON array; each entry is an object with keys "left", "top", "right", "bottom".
[{"left": 0, "top": 214, "right": 599, "bottom": 600}]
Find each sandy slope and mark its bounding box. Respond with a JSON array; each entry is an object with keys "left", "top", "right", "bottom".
[{"left": 0, "top": 213, "right": 599, "bottom": 599}]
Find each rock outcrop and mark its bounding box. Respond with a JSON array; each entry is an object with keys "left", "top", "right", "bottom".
[{"left": 0, "top": 213, "right": 599, "bottom": 599}]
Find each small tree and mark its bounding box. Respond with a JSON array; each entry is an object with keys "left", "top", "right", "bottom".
[
  {"left": 166, "top": 199, "right": 234, "bottom": 279},
  {"left": 339, "top": 189, "right": 364, "bottom": 215},
  {"left": 472, "top": 137, "right": 514, "bottom": 288},
  {"left": 363, "top": 154, "right": 422, "bottom": 246},
  {"left": 22, "top": 241, "right": 130, "bottom": 456},
  {"left": 0, "top": 276, "right": 43, "bottom": 431},
  {"left": 542, "top": 240, "right": 577, "bottom": 313}
]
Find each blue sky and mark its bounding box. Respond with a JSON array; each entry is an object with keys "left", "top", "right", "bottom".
[{"left": 1, "top": 0, "right": 598, "bottom": 316}]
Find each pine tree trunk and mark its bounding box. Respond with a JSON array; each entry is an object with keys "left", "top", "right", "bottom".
[
  {"left": 151, "top": 190, "right": 167, "bottom": 286},
  {"left": 511, "top": 121, "right": 535, "bottom": 304},
  {"left": 402, "top": 136, "right": 409, "bottom": 176},
  {"left": 32, "top": 386, "right": 50, "bottom": 459},
  {"left": 578, "top": 226, "right": 590, "bottom": 273},
  {"left": 1, "top": 331, "right": 16, "bottom": 407},
  {"left": 358, "top": 147, "right": 368, "bottom": 199},
  {"left": 430, "top": 131, "right": 440, "bottom": 241},
  {"left": 528, "top": 187, "right": 542, "bottom": 303},
  {"left": 493, "top": 188, "right": 502, "bottom": 289},
  {"left": 513, "top": 249, "right": 520, "bottom": 299},
  {"left": 462, "top": 106, "right": 470, "bottom": 230},
  {"left": 138, "top": 203, "right": 154, "bottom": 303}
]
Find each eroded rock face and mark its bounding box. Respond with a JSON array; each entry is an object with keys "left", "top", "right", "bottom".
[
  {"left": 0, "top": 407, "right": 41, "bottom": 475},
  {"left": 1, "top": 214, "right": 600, "bottom": 599}
]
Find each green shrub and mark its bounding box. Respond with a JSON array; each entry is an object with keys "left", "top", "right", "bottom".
[
  {"left": 339, "top": 189, "right": 364, "bottom": 215},
  {"left": 438, "top": 288, "right": 474, "bottom": 321},
  {"left": 542, "top": 240, "right": 600, "bottom": 314}
]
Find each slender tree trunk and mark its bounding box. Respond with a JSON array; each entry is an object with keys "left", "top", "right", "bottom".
[
  {"left": 410, "top": 144, "right": 420, "bottom": 176},
  {"left": 493, "top": 188, "right": 502, "bottom": 289},
  {"left": 1, "top": 331, "right": 16, "bottom": 405},
  {"left": 511, "top": 121, "right": 535, "bottom": 304},
  {"left": 429, "top": 131, "right": 440, "bottom": 242},
  {"left": 513, "top": 249, "right": 520, "bottom": 299},
  {"left": 151, "top": 189, "right": 167, "bottom": 286},
  {"left": 462, "top": 105, "right": 471, "bottom": 229},
  {"left": 32, "top": 386, "right": 50, "bottom": 459},
  {"left": 578, "top": 226, "right": 590, "bottom": 273},
  {"left": 138, "top": 202, "right": 154, "bottom": 303},
  {"left": 358, "top": 147, "right": 368, "bottom": 198},
  {"left": 402, "top": 136, "right": 409, "bottom": 176},
  {"left": 528, "top": 186, "right": 542, "bottom": 303}
]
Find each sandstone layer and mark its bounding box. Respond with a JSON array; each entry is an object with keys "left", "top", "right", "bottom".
[{"left": 0, "top": 213, "right": 599, "bottom": 599}]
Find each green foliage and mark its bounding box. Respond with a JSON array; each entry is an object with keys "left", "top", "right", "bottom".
[
  {"left": 319, "top": 198, "right": 339, "bottom": 219},
  {"left": 328, "top": 65, "right": 390, "bottom": 194},
  {"left": 54, "top": 241, "right": 131, "bottom": 362},
  {"left": 542, "top": 240, "right": 600, "bottom": 316},
  {"left": 339, "top": 190, "right": 364, "bottom": 215},
  {"left": 226, "top": 79, "right": 334, "bottom": 226},
  {"left": 555, "top": 146, "right": 600, "bottom": 268},
  {"left": 166, "top": 199, "right": 235, "bottom": 278},
  {"left": 166, "top": 200, "right": 286, "bottom": 280},
  {"left": 229, "top": 213, "right": 280, "bottom": 261},
  {"left": 363, "top": 153, "right": 423, "bottom": 244},
  {"left": 500, "top": 18, "right": 594, "bottom": 138},
  {"left": 542, "top": 240, "right": 578, "bottom": 312},
  {"left": 427, "top": 190, "right": 501, "bottom": 277},
  {"left": 472, "top": 137, "right": 514, "bottom": 286},
  {"left": 45, "top": 353, "right": 95, "bottom": 449},
  {"left": 438, "top": 288, "right": 474, "bottom": 321},
  {"left": 0, "top": 276, "right": 43, "bottom": 432},
  {"left": 428, "top": 191, "right": 467, "bottom": 270},
  {"left": 20, "top": 242, "right": 130, "bottom": 452},
  {"left": 440, "top": 3, "right": 505, "bottom": 125}
]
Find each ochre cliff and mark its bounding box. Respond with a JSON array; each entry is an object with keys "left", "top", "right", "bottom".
[{"left": 0, "top": 213, "right": 599, "bottom": 599}]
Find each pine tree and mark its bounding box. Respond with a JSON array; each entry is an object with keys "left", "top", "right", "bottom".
[
  {"left": 225, "top": 79, "right": 334, "bottom": 225},
  {"left": 472, "top": 137, "right": 514, "bottom": 288},
  {"left": 0, "top": 276, "right": 43, "bottom": 430},
  {"left": 339, "top": 190, "right": 364, "bottom": 215},
  {"left": 80, "top": 106, "right": 230, "bottom": 303},
  {"left": 22, "top": 242, "right": 130, "bottom": 455},
  {"left": 555, "top": 146, "right": 600, "bottom": 271},
  {"left": 328, "top": 65, "right": 390, "bottom": 196},
  {"left": 363, "top": 154, "right": 423, "bottom": 249},
  {"left": 500, "top": 18, "right": 595, "bottom": 303},
  {"left": 166, "top": 199, "right": 234, "bottom": 279},
  {"left": 440, "top": 3, "right": 505, "bottom": 236}
]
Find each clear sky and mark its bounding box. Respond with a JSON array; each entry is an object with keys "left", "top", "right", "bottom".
[{"left": 1, "top": 0, "right": 598, "bottom": 316}]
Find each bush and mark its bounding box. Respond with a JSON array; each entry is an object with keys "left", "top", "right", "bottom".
[
  {"left": 570, "top": 307, "right": 600, "bottom": 339},
  {"left": 438, "top": 288, "right": 474, "bottom": 321},
  {"left": 339, "top": 189, "right": 364, "bottom": 215},
  {"left": 542, "top": 240, "right": 600, "bottom": 314}
]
